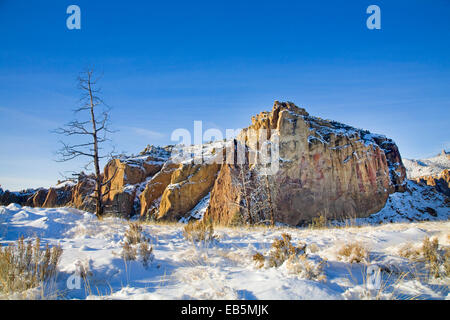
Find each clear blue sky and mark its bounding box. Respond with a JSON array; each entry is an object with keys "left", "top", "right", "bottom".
[{"left": 0, "top": 0, "right": 449, "bottom": 190}]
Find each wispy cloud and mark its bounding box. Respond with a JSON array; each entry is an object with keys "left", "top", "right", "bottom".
[
  {"left": 127, "top": 127, "right": 165, "bottom": 140},
  {"left": 0, "top": 106, "right": 59, "bottom": 128}
]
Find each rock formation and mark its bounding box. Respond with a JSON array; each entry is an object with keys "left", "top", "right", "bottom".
[
  {"left": 158, "top": 162, "right": 220, "bottom": 221},
  {"left": 205, "top": 101, "right": 407, "bottom": 226},
  {"left": 414, "top": 169, "right": 450, "bottom": 197}
]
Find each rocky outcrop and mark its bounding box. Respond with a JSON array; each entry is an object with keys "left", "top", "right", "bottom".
[
  {"left": 100, "top": 147, "right": 171, "bottom": 217},
  {"left": 70, "top": 173, "right": 96, "bottom": 212},
  {"left": 205, "top": 101, "right": 407, "bottom": 226},
  {"left": 42, "top": 185, "right": 73, "bottom": 208},
  {"left": 42, "top": 188, "right": 58, "bottom": 208},
  {"left": 158, "top": 162, "right": 220, "bottom": 221},
  {"left": 139, "top": 161, "right": 179, "bottom": 217},
  {"left": 0, "top": 189, "right": 36, "bottom": 206},
  {"left": 30, "top": 189, "right": 48, "bottom": 207},
  {"left": 403, "top": 150, "right": 450, "bottom": 179},
  {"left": 414, "top": 169, "right": 450, "bottom": 197}
]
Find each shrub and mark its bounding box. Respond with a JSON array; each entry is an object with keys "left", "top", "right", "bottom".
[
  {"left": 139, "top": 241, "right": 153, "bottom": 269},
  {"left": 0, "top": 237, "right": 63, "bottom": 296},
  {"left": 267, "top": 233, "right": 306, "bottom": 268},
  {"left": 183, "top": 218, "right": 216, "bottom": 243},
  {"left": 121, "top": 223, "right": 154, "bottom": 268},
  {"left": 121, "top": 242, "right": 137, "bottom": 261},
  {"left": 252, "top": 252, "right": 265, "bottom": 269},
  {"left": 229, "top": 210, "right": 245, "bottom": 227},
  {"left": 124, "top": 222, "right": 144, "bottom": 245},
  {"left": 337, "top": 242, "right": 368, "bottom": 264},
  {"left": 399, "top": 237, "right": 449, "bottom": 279},
  {"left": 252, "top": 233, "right": 325, "bottom": 280},
  {"left": 285, "top": 254, "right": 326, "bottom": 281}
]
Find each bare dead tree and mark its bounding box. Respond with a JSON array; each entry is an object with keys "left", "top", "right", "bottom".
[{"left": 54, "top": 70, "right": 116, "bottom": 217}]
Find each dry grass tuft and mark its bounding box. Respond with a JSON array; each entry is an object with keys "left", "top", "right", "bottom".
[
  {"left": 252, "top": 252, "right": 265, "bottom": 269},
  {"left": 337, "top": 242, "right": 368, "bottom": 264},
  {"left": 399, "top": 237, "right": 449, "bottom": 279},
  {"left": 0, "top": 236, "right": 62, "bottom": 296},
  {"left": 183, "top": 218, "right": 216, "bottom": 243}
]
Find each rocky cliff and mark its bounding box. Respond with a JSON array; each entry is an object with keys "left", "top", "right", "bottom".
[
  {"left": 0, "top": 101, "right": 410, "bottom": 226},
  {"left": 205, "top": 101, "right": 407, "bottom": 226},
  {"left": 413, "top": 169, "right": 450, "bottom": 197}
]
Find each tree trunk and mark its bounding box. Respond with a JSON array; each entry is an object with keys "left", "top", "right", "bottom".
[{"left": 88, "top": 74, "right": 103, "bottom": 217}]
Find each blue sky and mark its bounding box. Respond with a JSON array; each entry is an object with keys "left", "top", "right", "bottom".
[{"left": 0, "top": 0, "right": 449, "bottom": 190}]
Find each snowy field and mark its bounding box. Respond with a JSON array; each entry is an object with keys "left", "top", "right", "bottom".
[{"left": 1, "top": 188, "right": 449, "bottom": 300}]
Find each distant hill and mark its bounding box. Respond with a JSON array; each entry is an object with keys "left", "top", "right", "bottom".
[{"left": 403, "top": 150, "right": 450, "bottom": 179}]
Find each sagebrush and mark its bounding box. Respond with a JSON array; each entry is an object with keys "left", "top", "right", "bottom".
[
  {"left": 121, "top": 222, "right": 154, "bottom": 268},
  {"left": 399, "top": 236, "right": 449, "bottom": 279},
  {"left": 252, "top": 233, "right": 325, "bottom": 280},
  {"left": 337, "top": 242, "right": 368, "bottom": 264},
  {"left": 0, "top": 237, "right": 63, "bottom": 296}
]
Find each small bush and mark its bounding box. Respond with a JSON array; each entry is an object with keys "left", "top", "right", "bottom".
[
  {"left": 399, "top": 237, "right": 449, "bottom": 279},
  {"left": 121, "top": 242, "right": 137, "bottom": 261},
  {"left": 139, "top": 242, "right": 153, "bottom": 269},
  {"left": 124, "top": 222, "right": 144, "bottom": 245},
  {"left": 229, "top": 210, "right": 245, "bottom": 227},
  {"left": 285, "top": 254, "right": 326, "bottom": 281},
  {"left": 267, "top": 233, "right": 306, "bottom": 268},
  {"left": 183, "top": 218, "right": 216, "bottom": 243},
  {"left": 252, "top": 233, "right": 325, "bottom": 280},
  {"left": 337, "top": 242, "right": 368, "bottom": 264},
  {"left": 252, "top": 252, "right": 265, "bottom": 269},
  {"left": 0, "top": 237, "right": 63, "bottom": 296},
  {"left": 121, "top": 223, "right": 154, "bottom": 268}
]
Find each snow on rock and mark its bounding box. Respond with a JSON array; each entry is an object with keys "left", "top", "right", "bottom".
[
  {"left": 404, "top": 151, "right": 450, "bottom": 179},
  {"left": 332, "top": 180, "right": 450, "bottom": 226}
]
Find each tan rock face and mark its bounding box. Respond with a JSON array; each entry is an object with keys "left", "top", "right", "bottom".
[
  {"left": 101, "top": 155, "right": 165, "bottom": 217},
  {"left": 70, "top": 174, "right": 96, "bottom": 212},
  {"left": 206, "top": 164, "right": 245, "bottom": 225},
  {"left": 139, "top": 162, "right": 179, "bottom": 217},
  {"left": 158, "top": 162, "right": 220, "bottom": 221},
  {"left": 43, "top": 188, "right": 57, "bottom": 208},
  {"left": 31, "top": 189, "right": 48, "bottom": 207},
  {"left": 206, "top": 101, "right": 407, "bottom": 226}
]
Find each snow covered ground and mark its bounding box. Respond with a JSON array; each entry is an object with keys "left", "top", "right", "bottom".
[{"left": 1, "top": 182, "right": 449, "bottom": 300}]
